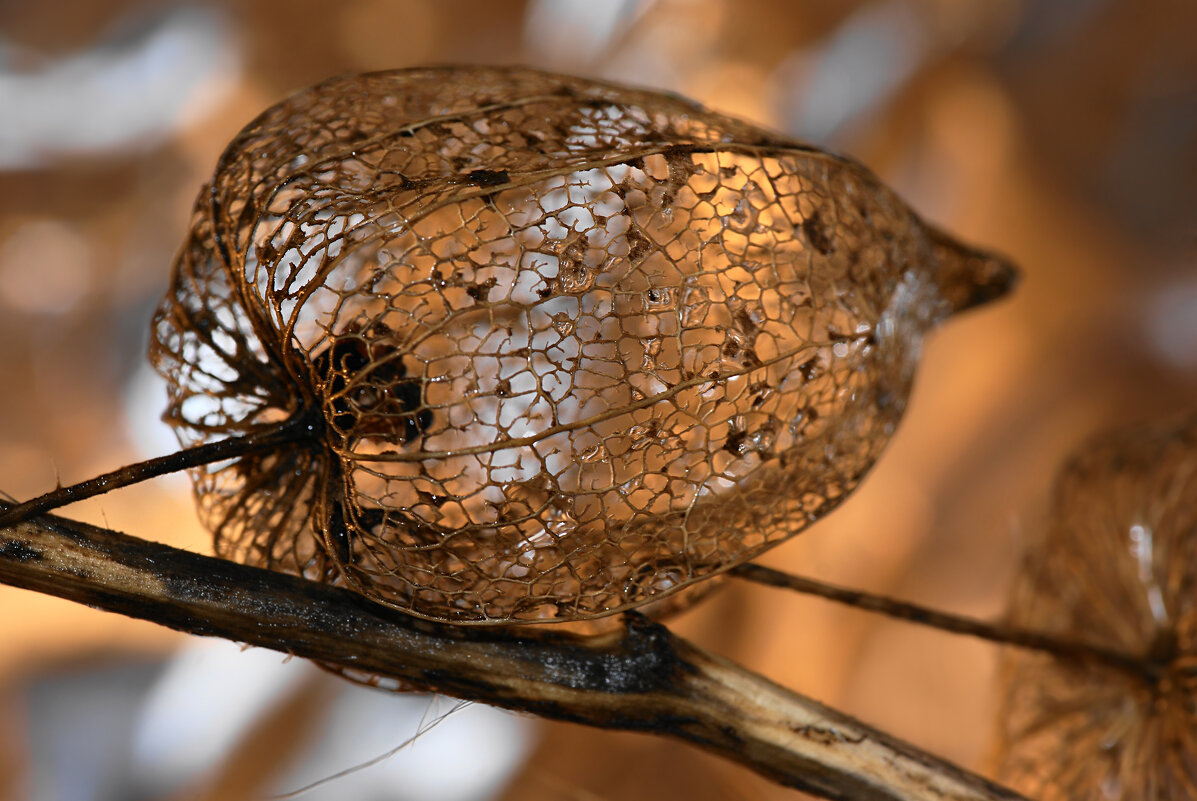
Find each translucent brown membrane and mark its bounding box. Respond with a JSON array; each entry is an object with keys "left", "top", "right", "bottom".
[
  {"left": 996, "top": 415, "right": 1197, "bottom": 799},
  {"left": 151, "top": 66, "right": 1014, "bottom": 626}
]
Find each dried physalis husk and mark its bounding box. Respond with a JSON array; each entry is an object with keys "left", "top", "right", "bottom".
[
  {"left": 996, "top": 415, "right": 1197, "bottom": 799},
  {"left": 151, "top": 66, "right": 1014, "bottom": 626}
]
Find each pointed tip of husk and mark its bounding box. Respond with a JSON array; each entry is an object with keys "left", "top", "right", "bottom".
[{"left": 928, "top": 225, "right": 1020, "bottom": 316}]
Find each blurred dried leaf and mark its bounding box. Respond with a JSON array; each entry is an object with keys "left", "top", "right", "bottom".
[{"left": 997, "top": 414, "right": 1197, "bottom": 799}]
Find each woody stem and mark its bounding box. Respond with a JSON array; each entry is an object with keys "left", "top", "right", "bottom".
[
  {"left": 0, "top": 413, "right": 316, "bottom": 528},
  {"left": 731, "top": 564, "right": 1149, "bottom": 678}
]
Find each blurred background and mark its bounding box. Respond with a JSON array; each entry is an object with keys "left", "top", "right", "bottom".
[{"left": 0, "top": 0, "right": 1194, "bottom": 799}]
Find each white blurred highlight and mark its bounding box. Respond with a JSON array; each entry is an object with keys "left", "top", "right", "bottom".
[
  {"left": 775, "top": 1, "right": 928, "bottom": 142},
  {"left": 1146, "top": 275, "right": 1197, "bottom": 372},
  {"left": 129, "top": 638, "right": 319, "bottom": 791},
  {"left": 274, "top": 692, "right": 534, "bottom": 801},
  {"left": 0, "top": 6, "right": 240, "bottom": 169},
  {"left": 524, "top": 0, "right": 649, "bottom": 66}
]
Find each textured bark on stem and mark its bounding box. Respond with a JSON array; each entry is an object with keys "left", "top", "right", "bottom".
[{"left": 0, "top": 509, "right": 1025, "bottom": 801}]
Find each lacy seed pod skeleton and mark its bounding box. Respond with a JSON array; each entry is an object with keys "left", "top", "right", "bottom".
[{"left": 149, "top": 67, "right": 1015, "bottom": 626}]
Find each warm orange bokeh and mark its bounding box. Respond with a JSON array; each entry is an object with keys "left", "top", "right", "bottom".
[{"left": 1, "top": 2, "right": 1194, "bottom": 799}]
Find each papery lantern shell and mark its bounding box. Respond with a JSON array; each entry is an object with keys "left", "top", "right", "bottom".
[{"left": 150, "top": 66, "right": 1014, "bottom": 625}]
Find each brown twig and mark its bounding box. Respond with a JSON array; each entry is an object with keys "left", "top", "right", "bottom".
[
  {"left": 731, "top": 564, "right": 1149, "bottom": 678},
  {"left": 0, "top": 416, "right": 314, "bottom": 529},
  {"left": 0, "top": 509, "right": 1026, "bottom": 801}
]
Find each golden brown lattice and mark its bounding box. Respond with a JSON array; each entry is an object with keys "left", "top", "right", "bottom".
[
  {"left": 151, "top": 66, "right": 1014, "bottom": 626},
  {"left": 996, "top": 415, "right": 1197, "bottom": 799}
]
